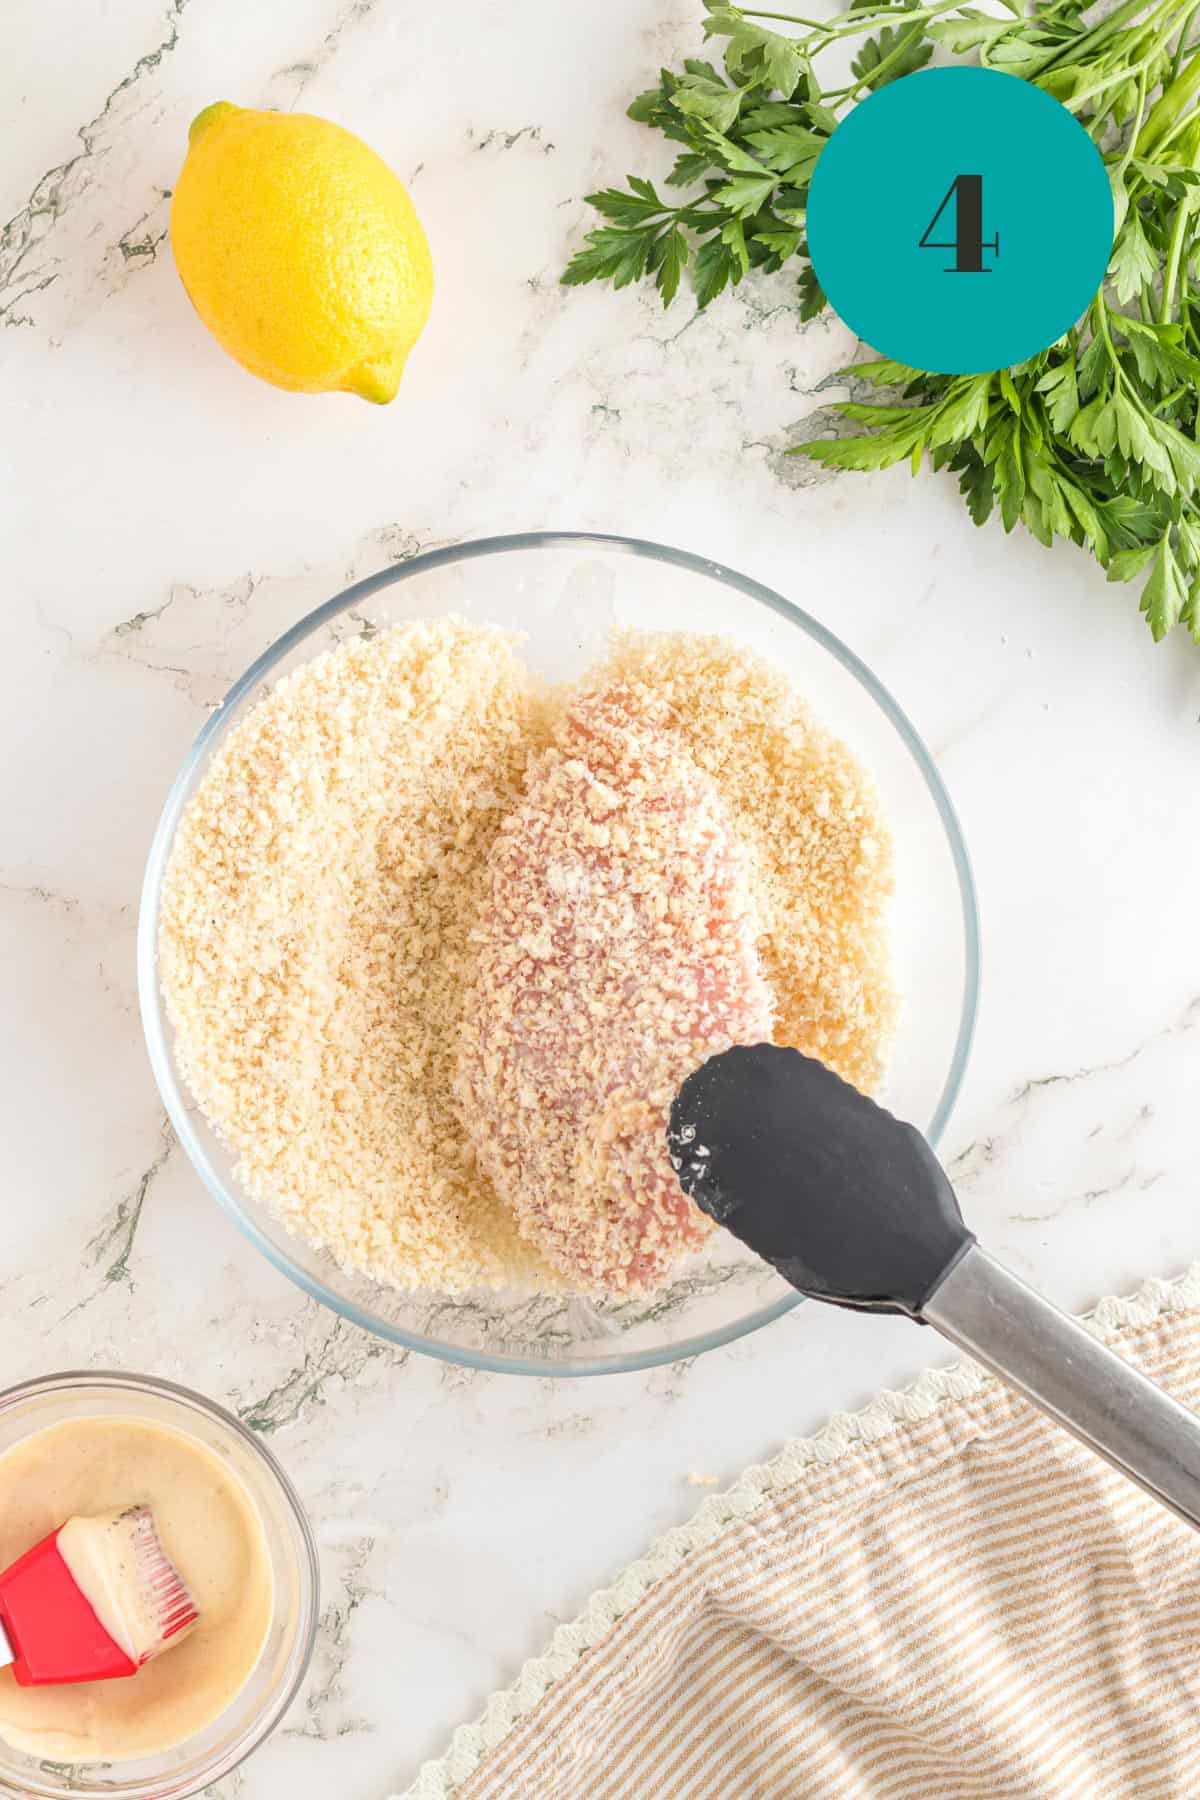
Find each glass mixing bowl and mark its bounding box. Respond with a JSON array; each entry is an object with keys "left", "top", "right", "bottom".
[
  {"left": 0, "top": 1371, "right": 317, "bottom": 1799},
  {"left": 139, "top": 532, "right": 979, "bottom": 1376}
]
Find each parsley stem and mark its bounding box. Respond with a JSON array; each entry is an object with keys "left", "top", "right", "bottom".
[
  {"left": 1132, "top": 63, "right": 1152, "bottom": 145},
  {"left": 1135, "top": 34, "right": 1200, "bottom": 152},
  {"left": 1160, "top": 199, "right": 1192, "bottom": 321},
  {"left": 837, "top": 19, "right": 929, "bottom": 98},
  {"left": 1096, "top": 299, "right": 1167, "bottom": 427},
  {"left": 1113, "top": 66, "right": 1150, "bottom": 186},
  {"left": 737, "top": 2, "right": 959, "bottom": 24},
  {"left": 1035, "top": 0, "right": 1162, "bottom": 76},
  {"left": 1168, "top": 0, "right": 1200, "bottom": 78},
  {"left": 768, "top": 0, "right": 966, "bottom": 46},
  {"left": 1070, "top": 45, "right": 1168, "bottom": 115},
  {"left": 1094, "top": 298, "right": 1133, "bottom": 391},
  {"left": 733, "top": 7, "right": 826, "bottom": 22},
  {"left": 1146, "top": 100, "right": 1200, "bottom": 158}
]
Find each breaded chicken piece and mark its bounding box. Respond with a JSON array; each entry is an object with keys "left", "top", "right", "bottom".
[{"left": 456, "top": 684, "right": 773, "bottom": 1293}]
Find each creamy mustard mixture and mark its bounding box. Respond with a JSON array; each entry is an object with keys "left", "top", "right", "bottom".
[{"left": 0, "top": 1417, "right": 273, "bottom": 1763}]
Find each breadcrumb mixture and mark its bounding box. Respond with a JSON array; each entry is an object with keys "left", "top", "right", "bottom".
[
  {"left": 160, "top": 621, "right": 559, "bottom": 1294},
  {"left": 160, "top": 618, "right": 894, "bottom": 1298},
  {"left": 456, "top": 683, "right": 775, "bottom": 1295}
]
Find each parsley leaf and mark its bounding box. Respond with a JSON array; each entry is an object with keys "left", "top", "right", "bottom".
[
  {"left": 797, "top": 263, "right": 826, "bottom": 320},
  {"left": 694, "top": 233, "right": 742, "bottom": 307},
  {"left": 562, "top": 226, "right": 657, "bottom": 289},
  {"left": 704, "top": 8, "right": 812, "bottom": 98},
  {"left": 954, "top": 446, "right": 996, "bottom": 525},
  {"left": 669, "top": 72, "right": 744, "bottom": 134},
  {"left": 711, "top": 170, "right": 779, "bottom": 215},
  {"left": 1035, "top": 361, "right": 1080, "bottom": 432},
  {"left": 851, "top": 26, "right": 933, "bottom": 89},
  {"left": 1109, "top": 213, "right": 1159, "bottom": 305},
  {"left": 1141, "top": 533, "right": 1185, "bottom": 637},
  {"left": 649, "top": 224, "right": 688, "bottom": 305}
]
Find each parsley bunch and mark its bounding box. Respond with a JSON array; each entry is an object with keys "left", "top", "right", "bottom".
[{"left": 563, "top": 0, "right": 1200, "bottom": 642}]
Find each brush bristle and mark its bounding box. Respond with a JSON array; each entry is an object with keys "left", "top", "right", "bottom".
[{"left": 126, "top": 1506, "right": 199, "bottom": 1658}]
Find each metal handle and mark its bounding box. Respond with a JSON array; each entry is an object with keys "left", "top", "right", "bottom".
[{"left": 923, "top": 1243, "right": 1200, "bottom": 1532}]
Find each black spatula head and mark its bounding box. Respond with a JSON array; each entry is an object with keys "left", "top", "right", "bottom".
[{"left": 668, "top": 1043, "right": 974, "bottom": 1317}]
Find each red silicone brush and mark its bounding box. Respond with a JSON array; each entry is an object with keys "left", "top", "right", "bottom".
[{"left": 0, "top": 1505, "right": 198, "bottom": 1686}]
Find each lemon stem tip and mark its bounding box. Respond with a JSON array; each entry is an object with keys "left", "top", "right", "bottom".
[{"left": 188, "top": 101, "right": 238, "bottom": 147}]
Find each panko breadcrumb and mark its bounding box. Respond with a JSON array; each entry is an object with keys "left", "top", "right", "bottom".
[
  {"left": 159, "top": 619, "right": 560, "bottom": 1295},
  {"left": 159, "top": 618, "right": 894, "bottom": 1298}
]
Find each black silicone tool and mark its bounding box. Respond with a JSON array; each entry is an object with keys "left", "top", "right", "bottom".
[
  {"left": 668, "top": 1044, "right": 972, "bottom": 1317},
  {"left": 669, "top": 1043, "right": 1200, "bottom": 1531}
]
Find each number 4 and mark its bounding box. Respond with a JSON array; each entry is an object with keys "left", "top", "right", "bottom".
[{"left": 918, "top": 175, "right": 999, "bottom": 273}]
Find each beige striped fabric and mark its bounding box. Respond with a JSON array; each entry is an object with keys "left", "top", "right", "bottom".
[{"left": 403, "top": 1270, "right": 1200, "bottom": 1800}]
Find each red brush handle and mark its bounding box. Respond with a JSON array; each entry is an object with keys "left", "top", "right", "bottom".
[{"left": 0, "top": 1531, "right": 137, "bottom": 1686}]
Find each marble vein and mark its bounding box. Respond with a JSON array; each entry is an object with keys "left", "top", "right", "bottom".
[
  {"left": 237, "top": 1315, "right": 409, "bottom": 1435},
  {"left": 1009, "top": 992, "right": 1199, "bottom": 1101},
  {"left": 114, "top": 192, "right": 171, "bottom": 269},
  {"left": 1009, "top": 1166, "right": 1167, "bottom": 1224},
  {"left": 0, "top": 880, "right": 80, "bottom": 913},
  {"left": 288, "top": 1534, "right": 379, "bottom": 1742},
  {"left": 951, "top": 992, "right": 1199, "bottom": 1200},
  {"left": 272, "top": 0, "right": 386, "bottom": 106},
  {"left": 0, "top": 0, "right": 189, "bottom": 327},
  {"left": 86, "top": 1113, "right": 175, "bottom": 1287},
  {"left": 471, "top": 126, "right": 555, "bottom": 155}
]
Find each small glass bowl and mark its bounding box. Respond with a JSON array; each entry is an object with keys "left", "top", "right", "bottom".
[
  {"left": 139, "top": 532, "right": 979, "bottom": 1377},
  {"left": 0, "top": 1372, "right": 318, "bottom": 1799}
]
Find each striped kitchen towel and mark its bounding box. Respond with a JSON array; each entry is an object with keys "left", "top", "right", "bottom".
[{"left": 400, "top": 1267, "right": 1200, "bottom": 1800}]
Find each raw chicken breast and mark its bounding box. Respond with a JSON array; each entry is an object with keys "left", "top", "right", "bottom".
[{"left": 456, "top": 683, "right": 774, "bottom": 1294}]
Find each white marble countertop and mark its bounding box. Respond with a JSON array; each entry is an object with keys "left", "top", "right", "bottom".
[{"left": 2, "top": 2, "right": 1198, "bottom": 1793}]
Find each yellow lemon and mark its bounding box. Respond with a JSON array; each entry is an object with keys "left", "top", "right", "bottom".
[{"left": 170, "top": 102, "right": 433, "bottom": 403}]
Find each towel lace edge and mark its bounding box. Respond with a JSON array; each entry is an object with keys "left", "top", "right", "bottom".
[{"left": 393, "top": 1260, "right": 1200, "bottom": 1800}]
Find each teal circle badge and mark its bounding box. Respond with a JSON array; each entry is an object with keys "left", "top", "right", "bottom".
[{"left": 806, "top": 67, "right": 1113, "bottom": 373}]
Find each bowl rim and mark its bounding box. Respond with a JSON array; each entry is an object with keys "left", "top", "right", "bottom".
[
  {"left": 0, "top": 1368, "right": 318, "bottom": 1798},
  {"left": 138, "top": 529, "right": 981, "bottom": 1378}
]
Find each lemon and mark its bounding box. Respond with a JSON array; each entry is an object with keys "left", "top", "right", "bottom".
[{"left": 170, "top": 102, "right": 433, "bottom": 403}]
